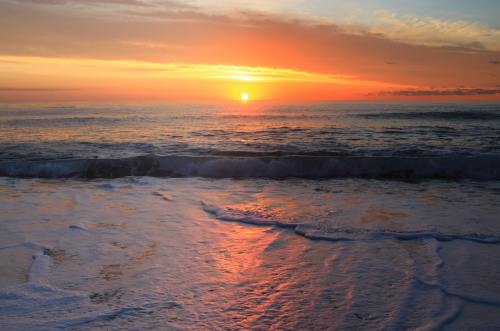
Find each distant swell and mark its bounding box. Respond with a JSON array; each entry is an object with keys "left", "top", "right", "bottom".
[
  {"left": 0, "top": 155, "right": 499, "bottom": 180},
  {"left": 356, "top": 110, "right": 500, "bottom": 121}
]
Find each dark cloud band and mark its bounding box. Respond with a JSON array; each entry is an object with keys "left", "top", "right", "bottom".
[{"left": 376, "top": 88, "right": 500, "bottom": 97}]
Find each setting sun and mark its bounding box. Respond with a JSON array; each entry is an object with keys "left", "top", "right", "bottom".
[{"left": 241, "top": 92, "right": 249, "bottom": 102}]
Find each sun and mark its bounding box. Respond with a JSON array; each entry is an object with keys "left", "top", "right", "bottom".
[{"left": 240, "top": 92, "right": 249, "bottom": 102}]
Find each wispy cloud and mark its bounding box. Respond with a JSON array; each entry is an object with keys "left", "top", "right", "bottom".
[
  {"left": 11, "top": 0, "right": 153, "bottom": 6},
  {"left": 0, "top": 55, "right": 361, "bottom": 84},
  {"left": 0, "top": 87, "right": 83, "bottom": 92},
  {"left": 8, "top": 0, "right": 197, "bottom": 12},
  {"left": 373, "top": 12, "right": 500, "bottom": 51},
  {"left": 119, "top": 40, "right": 186, "bottom": 50},
  {"left": 10, "top": 1, "right": 500, "bottom": 51}
]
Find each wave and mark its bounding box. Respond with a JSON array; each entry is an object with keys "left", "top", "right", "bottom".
[
  {"left": 356, "top": 110, "right": 500, "bottom": 121},
  {"left": 201, "top": 202, "right": 500, "bottom": 245},
  {"left": 0, "top": 154, "right": 499, "bottom": 180}
]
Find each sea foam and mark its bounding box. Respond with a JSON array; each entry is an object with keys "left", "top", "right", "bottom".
[{"left": 201, "top": 201, "right": 500, "bottom": 244}]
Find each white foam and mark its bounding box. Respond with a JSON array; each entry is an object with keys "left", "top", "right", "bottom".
[
  {"left": 202, "top": 201, "right": 500, "bottom": 244},
  {"left": 28, "top": 252, "right": 52, "bottom": 284}
]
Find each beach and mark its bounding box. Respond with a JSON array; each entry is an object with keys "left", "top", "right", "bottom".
[{"left": 1, "top": 176, "right": 500, "bottom": 329}]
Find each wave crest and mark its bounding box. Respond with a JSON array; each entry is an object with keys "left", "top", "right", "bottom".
[{"left": 0, "top": 155, "right": 499, "bottom": 180}]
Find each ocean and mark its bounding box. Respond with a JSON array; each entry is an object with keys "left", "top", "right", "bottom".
[{"left": 0, "top": 102, "right": 499, "bottom": 330}]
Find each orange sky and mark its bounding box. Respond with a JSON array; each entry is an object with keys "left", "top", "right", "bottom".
[{"left": 0, "top": 0, "right": 499, "bottom": 102}]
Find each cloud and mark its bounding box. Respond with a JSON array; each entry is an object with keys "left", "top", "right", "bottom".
[
  {"left": 0, "top": 55, "right": 356, "bottom": 84},
  {"left": 9, "top": 0, "right": 195, "bottom": 9},
  {"left": 0, "top": 87, "right": 83, "bottom": 92},
  {"left": 119, "top": 40, "right": 186, "bottom": 50},
  {"left": 7, "top": 1, "right": 500, "bottom": 52},
  {"left": 373, "top": 12, "right": 500, "bottom": 51},
  {"left": 121, "top": 8, "right": 229, "bottom": 22},
  {"left": 375, "top": 88, "right": 500, "bottom": 97},
  {"left": 11, "top": 0, "right": 151, "bottom": 6},
  {"left": 0, "top": 1, "right": 499, "bottom": 90}
]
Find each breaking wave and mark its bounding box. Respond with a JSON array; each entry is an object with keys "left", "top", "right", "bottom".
[{"left": 0, "top": 154, "right": 499, "bottom": 180}]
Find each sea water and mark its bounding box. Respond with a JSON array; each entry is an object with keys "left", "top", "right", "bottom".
[{"left": 0, "top": 102, "right": 499, "bottom": 330}]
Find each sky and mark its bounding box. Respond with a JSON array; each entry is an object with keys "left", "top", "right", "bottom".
[{"left": 0, "top": 0, "right": 499, "bottom": 102}]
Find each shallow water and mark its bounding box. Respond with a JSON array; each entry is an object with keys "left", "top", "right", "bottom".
[{"left": 1, "top": 177, "right": 499, "bottom": 330}]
